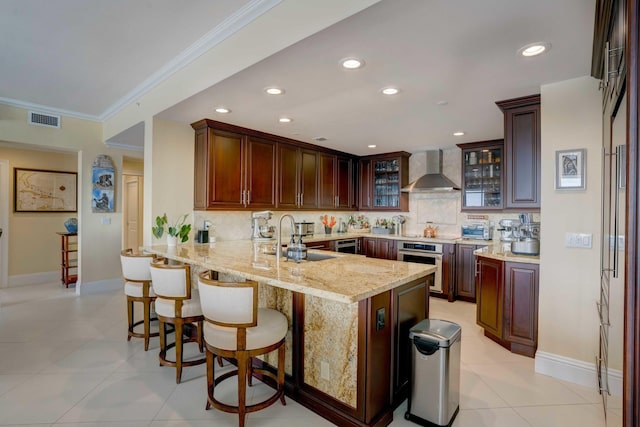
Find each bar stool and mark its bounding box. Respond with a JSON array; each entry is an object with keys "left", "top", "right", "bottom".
[
  {"left": 120, "top": 249, "right": 160, "bottom": 351},
  {"left": 149, "top": 262, "right": 206, "bottom": 383},
  {"left": 198, "top": 271, "right": 287, "bottom": 427}
]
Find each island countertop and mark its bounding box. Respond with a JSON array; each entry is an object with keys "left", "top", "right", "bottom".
[
  {"left": 143, "top": 240, "right": 435, "bottom": 304},
  {"left": 474, "top": 243, "right": 540, "bottom": 264}
]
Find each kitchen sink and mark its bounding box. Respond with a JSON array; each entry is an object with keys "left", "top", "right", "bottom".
[{"left": 304, "top": 252, "right": 336, "bottom": 262}]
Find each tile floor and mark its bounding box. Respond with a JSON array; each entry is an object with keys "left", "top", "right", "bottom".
[{"left": 0, "top": 282, "right": 622, "bottom": 427}]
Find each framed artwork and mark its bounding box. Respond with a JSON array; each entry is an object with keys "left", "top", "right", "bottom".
[
  {"left": 92, "top": 155, "right": 115, "bottom": 213},
  {"left": 555, "top": 149, "right": 586, "bottom": 190},
  {"left": 14, "top": 168, "right": 77, "bottom": 212}
]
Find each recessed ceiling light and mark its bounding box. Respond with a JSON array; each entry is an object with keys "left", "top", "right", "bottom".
[
  {"left": 341, "top": 57, "right": 364, "bottom": 69},
  {"left": 265, "top": 87, "right": 284, "bottom": 95},
  {"left": 368, "top": 144, "right": 377, "bottom": 148},
  {"left": 215, "top": 107, "right": 230, "bottom": 114},
  {"left": 313, "top": 136, "right": 328, "bottom": 142},
  {"left": 436, "top": 100, "right": 448, "bottom": 106},
  {"left": 518, "top": 42, "right": 551, "bottom": 57},
  {"left": 279, "top": 117, "right": 292, "bottom": 123},
  {"left": 453, "top": 131, "right": 465, "bottom": 136},
  {"left": 381, "top": 87, "right": 400, "bottom": 95}
]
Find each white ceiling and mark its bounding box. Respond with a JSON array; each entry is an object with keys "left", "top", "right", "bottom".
[{"left": 1, "top": 0, "right": 596, "bottom": 156}]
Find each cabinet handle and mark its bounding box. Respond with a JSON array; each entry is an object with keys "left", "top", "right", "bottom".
[
  {"left": 300, "top": 193, "right": 304, "bottom": 207},
  {"left": 475, "top": 259, "right": 480, "bottom": 276},
  {"left": 241, "top": 191, "right": 245, "bottom": 206},
  {"left": 246, "top": 190, "right": 251, "bottom": 206}
]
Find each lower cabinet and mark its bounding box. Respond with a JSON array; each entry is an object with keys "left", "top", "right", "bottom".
[
  {"left": 390, "top": 276, "right": 431, "bottom": 406},
  {"left": 441, "top": 243, "right": 456, "bottom": 301},
  {"left": 455, "top": 244, "right": 479, "bottom": 302},
  {"left": 362, "top": 237, "right": 397, "bottom": 260},
  {"left": 306, "top": 240, "right": 333, "bottom": 251},
  {"left": 475, "top": 255, "right": 539, "bottom": 357}
]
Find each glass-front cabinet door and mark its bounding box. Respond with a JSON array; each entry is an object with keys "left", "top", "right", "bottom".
[
  {"left": 373, "top": 159, "right": 400, "bottom": 208},
  {"left": 359, "top": 152, "right": 409, "bottom": 211},
  {"left": 458, "top": 140, "right": 503, "bottom": 211}
]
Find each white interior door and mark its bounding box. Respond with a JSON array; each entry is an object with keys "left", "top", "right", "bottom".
[{"left": 123, "top": 175, "right": 143, "bottom": 250}]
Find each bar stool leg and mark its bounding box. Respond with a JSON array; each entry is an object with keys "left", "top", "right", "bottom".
[
  {"left": 237, "top": 352, "right": 247, "bottom": 427},
  {"left": 175, "top": 320, "right": 183, "bottom": 384},
  {"left": 127, "top": 298, "right": 134, "bottom": 341},
  {"left": 143, "top": 299, "right": 151, "bottom": 351},
  {"left": 158, "top": 319, "right": 166, "bottom": 366},
  {"left": 206, "top": 350, "right": 214, "bottom": 410}
]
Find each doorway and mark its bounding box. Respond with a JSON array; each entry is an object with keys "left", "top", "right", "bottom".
[{"left": 122, "top": 174, "right": 143, "bottom": 251}]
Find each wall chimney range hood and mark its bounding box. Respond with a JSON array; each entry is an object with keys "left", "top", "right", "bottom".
[{"left": 401, "top": 149, "right": 460, "bottom": 192}]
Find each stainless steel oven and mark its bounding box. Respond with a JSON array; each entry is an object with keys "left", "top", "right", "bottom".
[
  {"left": 334, "top": 238, "right": 359, "bottom": 254},
  {"left": 397, "top": 241, "right": 443, "bottom": 293}
]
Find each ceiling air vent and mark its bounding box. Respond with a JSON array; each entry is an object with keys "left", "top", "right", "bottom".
[{"left": 28, "top": 111, "right": 60, "bottom": 128}]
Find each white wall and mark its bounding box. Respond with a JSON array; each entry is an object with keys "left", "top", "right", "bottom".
[
  {"left": 0, "top": 103, "right": 141, "bottom": 292},
  {"left": 537, "top": 77, "right": 608, "bottom": 379}
]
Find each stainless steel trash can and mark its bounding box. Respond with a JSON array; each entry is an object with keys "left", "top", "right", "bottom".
[{"left": 405, "top": 319, "right": 461, "bottom": 427}]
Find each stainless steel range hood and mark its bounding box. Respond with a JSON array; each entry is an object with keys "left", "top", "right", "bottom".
[{"left": 401, "top": 149, "right": 460, "bottom": 192}]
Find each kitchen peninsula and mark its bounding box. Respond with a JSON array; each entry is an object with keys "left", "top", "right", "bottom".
[{"left": 144, "top": 240, "right": 436, "bottom": 427}]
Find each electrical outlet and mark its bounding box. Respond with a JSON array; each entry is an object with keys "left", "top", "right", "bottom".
[{"left": 320, "top": 361, "right": 330, "bottom": 380}]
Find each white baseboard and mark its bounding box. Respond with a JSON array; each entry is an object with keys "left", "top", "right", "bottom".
[
  {"left": 535, "top": 350, "right": 622, "bottom": 396},
  {"left": 77, "top": 278, "right": 122, "bottom": 295},
  {"left": 8, "top": 271, "right": 59, "bottom": 287}
]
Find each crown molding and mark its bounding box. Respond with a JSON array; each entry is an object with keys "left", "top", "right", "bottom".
[
  {"left": 104, "top": 140, "right": 144, "bottom": 152},
  {"left": 99, "top": 0, "right": 282, "bottom": 121}
]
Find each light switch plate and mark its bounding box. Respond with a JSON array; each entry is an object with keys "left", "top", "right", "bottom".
[{"left": 565, "top": 232, "right": 592, "bottom": 248}]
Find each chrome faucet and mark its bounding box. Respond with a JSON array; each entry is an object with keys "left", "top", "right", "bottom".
[{"left": 276, "top": 214, "right": 296, "bottom": 262}]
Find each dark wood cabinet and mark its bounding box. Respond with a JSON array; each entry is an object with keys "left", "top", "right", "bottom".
[
  {"left": 337, "top": 156, "right": 355, "bottom": 209},
  {"left": 362, "top": 237, "right": 397, "bottom": 260},
  {"left": 441, "top": 243, "right": 456, "bottom": 301},
  {"left": 192, "top": 119, "right": 359, "bottom": 211},
  {"left": 496, "top": 95, "right": 541, "bottom": 210},
  {"left": 476, "top": 256, "right": 503, "bottom": 337},
  {"left": 390, "top": 277, "right": 430, "bottom": 405},
  {"left": 318, "top": 154, "right": 354, "bottom": 210},
  {"left": 457, "top": 140, "right": 504, "bottom": 211},
  {"left": 504, "top": 262, "right": 539, "bottom": 356},
  {"left": 455, "top": 243, "right": 479, "bottom": 302},
  {"left": 475, "top": 255, "right": 539, "bottom": 357},
  {"left": 278, "top": 144, "right": 319, "bottom": 209},
  {"left": 306, "top": 240, "right": 333, "bottom": 251},
  {"left": 192, "top": 121, "right": 276, "bottom": 209},
  {"left": 359, "top": 152, "right": 409, "bottom": 212}
]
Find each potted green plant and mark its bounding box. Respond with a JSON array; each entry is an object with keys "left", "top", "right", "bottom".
[{"left": 152, "top": 213, "right": 192, "bottom": 246}]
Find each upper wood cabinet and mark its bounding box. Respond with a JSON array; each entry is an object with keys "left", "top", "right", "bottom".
[
  {"left": 457, "top": 140, "right": 504, "bottom": 211},
  {"left": 278, "top": 144, "right": 319, "bottom": 209},
  {"left": 319, "top": 153, "right": 355, "bottom": 209},
  {"left": 359, "top": 152, "right": 409, "bottom": 212},
  {"left": 496, "top": 95, "right": 541, "bottom": 210},
  {"left": 192, "top": 121, "right": 276, "bottom": 209}
]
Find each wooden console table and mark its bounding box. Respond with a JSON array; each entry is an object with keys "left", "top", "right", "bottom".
[{"left": 57, "top": 232, "right": 77, "bottom": 287}]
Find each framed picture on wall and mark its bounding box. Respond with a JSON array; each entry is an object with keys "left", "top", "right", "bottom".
[
  {"left": 92, "top": 154, "right": 115, "bottom": 213},
  {"left": 555, "top": 149, "right": 586, "bottom": 190},
  {"left": 14, "top": 168, "right": 77, "bottom": 212}
]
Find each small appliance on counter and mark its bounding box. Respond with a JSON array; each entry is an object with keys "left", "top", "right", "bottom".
[
  {"left": 497, "top": 219, "right": 520, "bottom": 242},
  {"left": 510, "top": 219, "right": 540, "bottom": 255},
  {"left": 294, "top": 222, "right": 314, "bottom": 237},
  {"left": 197, "top": 220, "right": 212, "bottom": 243},
  {"left": 461, "top": 221, "right": 494, "bottom": 240},
  {"left": 251, "top": 211, "right": 276, "bottom": 241},
  {"left": 286, "top": 236, "right": 307, "bottom": 262}
]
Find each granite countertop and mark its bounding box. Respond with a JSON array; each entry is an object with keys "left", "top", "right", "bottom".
[
  {"left": 143, "top": 241, "right": 436, "bottom": 304},
  {"left": 474, "top": 243, "right": 540, "bottom": 264}
]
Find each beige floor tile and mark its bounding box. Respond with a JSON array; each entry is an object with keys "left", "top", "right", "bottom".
[{"left": 515, "top": 403, "right": 620, "bottom": 427}]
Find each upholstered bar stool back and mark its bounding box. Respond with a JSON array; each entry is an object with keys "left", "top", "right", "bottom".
[
  {"left": 198, "top": 271, "right": 287, "bottom": 427},
  {"left": 149, "top": 262, "right": 205, "bottom": 383},
  {"left": 120, "top": 249, "right": 160, "bottom": 351}
]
